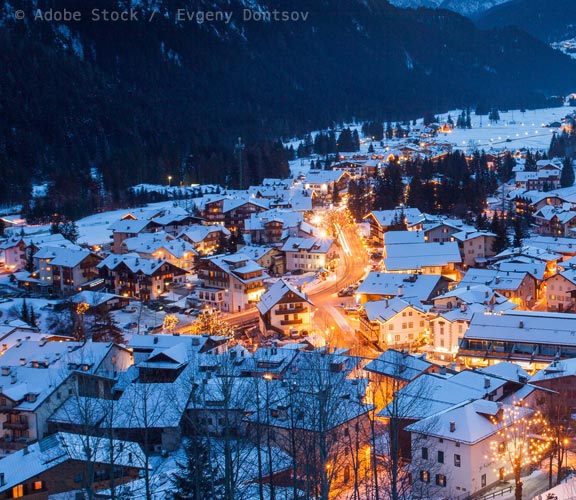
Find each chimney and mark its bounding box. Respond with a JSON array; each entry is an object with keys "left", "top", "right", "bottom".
[
  {"left": 19, "top": 358, "right": 26, "bottom": 366},
  {"left": 68, "top": 345, "right": 73, "bottom": 353},
  {"left": 484, "top": 377, "right": 491, "bottom": 389},
  {"left": 11, "top": 374, "right": 16, "bottom": 384},
  {"left": 1, "top": 367, "right": 9, "bottom": 376},
  {"left": 450, "top": 421, "right": 456, "bottom": 433},
  {"left": 397, "top": 285, "right": 403, "bottom": 297},
  {"left": 519, "top": 321, "right": 524, "bottom": 329},
  {"left": 440, "top": 365, "right": 446, "bottom": 375}
]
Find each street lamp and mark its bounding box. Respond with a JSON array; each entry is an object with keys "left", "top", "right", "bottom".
[{"left": 168, "top": 175, "right": 172, "bottom": 187}]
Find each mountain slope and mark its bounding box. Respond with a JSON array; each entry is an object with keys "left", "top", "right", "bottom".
[
  {"left": 387, "top": 0, "right": 511, "bottom": 17},
  {"left": 476, "top": 0, "right": 576, "bottom": 42},
  {"left": 1, "top": 0, "right": 576, "bottom": 212}
]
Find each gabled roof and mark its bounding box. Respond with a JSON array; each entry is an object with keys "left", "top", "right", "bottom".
[
  {"left": 0, "top": 432, "right": 146, "bottom": 494},
  {"left": 364, "top": 349, "right": 432, "bottom": 381},
  {"left": 357, "top": 272, "right": 444, "bottom": 302},
  {"left": 281, "top": 237, "right": 334, "bottom": 253},
  {"left": 363, "top": 297, "right": 425, "bottom": 323},
  {"left": 35, "top": 247, "right": 97, "bottom": 268},
  {"left": 364, "top": 207, "right": 425, "bottom": 228},
  {"left": 463, "top": 310, "right": 576, "bottom": 345},
  {"left": 177, "top": 224, "right": 230, "bottom": 243},
  {"left": 257, "top": 279, "right": 313, "bottom": 315},
  {"left": 459, "top": 268, "right": 530, "bottom": 291},
  {"left": 108, "top": 218, "right": 158, "bottom": 233},
  {"left": 405, "top": 400, "right": 531, "bottom": 445},
  {"left": 384, "top": 241, "right": 461, "bottom": 271},
  {"left": 97, "top": 253, "right": 185, "bottom": 276}
]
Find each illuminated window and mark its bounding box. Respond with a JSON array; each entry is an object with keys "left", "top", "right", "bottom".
[
  {"left": 33, "top": 481, "right": 44, "bottom": 491},
  {"left": 420, "top": 470, "right": 430, "bottom": 483},
  {"left": 12, "top": 485, "right": 24, "bottom": 498},
  {"left": 436, "top": 474, "right": 446, "bottom": 487}
]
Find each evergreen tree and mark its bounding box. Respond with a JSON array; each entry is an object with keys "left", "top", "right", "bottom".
[
  {"left": 332, "top": 186, "right": 341, "bottom": 206},
  {"left": 474, "top": 212, "right": 489, "bottom": 231},
  {"left": 490, "top": 212, "right": 509, "bottom": 253},
  {"left": 21, "top": 299, "right": 29, "bottom": 324},
  {"left": 25, "top": 248, "right": 34, "bottom": 274},
  {"left": 513, "top": 216, "right": 525, "bottom": 248},
  {"left": 88, "top": 309, "right": 124, "bottom": 343},
  {"left": 29, "top": 306, "right": 37, "bottom": 327},
  {"left": 368, "top": 143, "right": 374, "bottom": 153},
  {"left": 352, "top": 129, "right": 360, "bottom": 151},
  {"left": 60, "top": 222, "right": 80, "bottom": 244},
  {"left": 561, "top": 157, "right": 575, "bottom": 188},
  {"left": 171, "top": 438, "right": 221, "bottom": 500}
]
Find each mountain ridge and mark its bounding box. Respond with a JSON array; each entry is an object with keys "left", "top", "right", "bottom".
[{"left": 1, "top": 0, "right": 575, "bottom": 214}]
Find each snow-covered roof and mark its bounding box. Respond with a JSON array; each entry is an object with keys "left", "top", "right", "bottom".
[
  {"left": 281, "top": 237, "right": 334, "bottom": 254},
  {"left": 531, "top": 358, "right": 576, "bottom": 383},
  {"left": 36, "top": 247, "right": 95, "bottom": 268},
  {"left": 257, "top": 279, "right": 313, "bottom": 315},
  {"left": 0, "top": 432, "right": 146, "bottom": 494},
  {"left": 384, "top": 241, "right": 461, "bottom": 271},
  {"left": 495, "top": 245, "right": 562, "bottom": 263},
  {"left": 357, "top": 272, "right": 445, "bottom": 302},
  {"left": 492, "top": 259, "right": 547, "bottom": 281},
  {"left": 405, "top": 400, "right": 531, "bottom": 445},
  {"left": 459, "top": 268, "right": 529, "bottom": 291},
  {"left": 112, "top": 369, "right": 192, "bottom": 429},
  {"left": 365, "top": 207, "right": 425, "bottom": 228},
  {"left": 177, "top": 224, "right": 230, "bottom": 244},
  {"left": 98, "top": 253, "right": 183, "bottom": 276},
  {"left": 363, "top": 297, "right": 424, "bottom": 323},
  {"left": 108, "top": 218, "right": 157, "bottom": 233},
  {"left": 383, "top": 230, "right": 425, "bottom": 246},
  {"left": 364, "top": 349, "right": 432, "bottom": 381},
  {"left": 464, "top": 310, "right": 576, "bottom": 345},
  {"left": 524, "top": 235, "right": 576, "bottom": 256}
]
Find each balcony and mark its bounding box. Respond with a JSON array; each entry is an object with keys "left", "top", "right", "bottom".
[
  {"left": 275, "top": 306, "right": 307, "bottom": 315},
  {"left": 3, "top": 420, "right": 28, "bottom": 431},
  {"left": 280, "top": 318, "right": 303, "bottom": 326}
]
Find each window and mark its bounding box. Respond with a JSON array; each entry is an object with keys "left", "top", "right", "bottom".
[
  {"left": 481, "top": 474, "right": 487, "bottom": 488},
  {"left": 422, "top": 447, "right": 428, "bottom": 460},
  {"left": 454, "top": 454, "right": 461, "bottom": 467},
  {"left": 12, "top": 485, "right": 24, "bottom": 498},
  {"left": 388, "top": 324, "right": 394, "bottom": 330},
  {"left": 344, "top": 427, "right": 350, "bottom": 437},
  {"left": 438, "top": 450, "right": 444, "bottom": 463},
  {"left": 420, "top": 471, "right": 430, "bottom": 483},
  {"left": 436, "top": 474, "right": 446, "bottom": 487}
]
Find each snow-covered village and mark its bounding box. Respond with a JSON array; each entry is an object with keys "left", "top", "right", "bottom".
[
  {"left": 7, "top": 1, "right": 576, "bottom": 499},
  {"left": 1, "top": 103, "right": 576, "bottom": 500}
]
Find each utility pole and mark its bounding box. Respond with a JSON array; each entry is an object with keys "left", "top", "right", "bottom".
[{"left": 235, "top": 137, "right": 245, "bottom": 189}]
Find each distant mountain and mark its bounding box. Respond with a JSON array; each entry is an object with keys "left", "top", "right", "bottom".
[
  {"left": 386, "top": 0, "right": 511, "bottom": 17},
  {"left": 1, "top": 0, "right": 576, "bottom": 215},
  {"left": 476, "top": 0, "right": 576, "bottom": 42}
]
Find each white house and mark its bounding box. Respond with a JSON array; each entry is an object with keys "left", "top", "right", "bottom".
[
  {"left": 257, "top": 279, "right": 314, "bottom": 336},
  {"left": 406, "top": 400, "right": 532, "bottom": 499},
  {"left": 281, "top": 237, "right": 337, "bottom": 272},
  {"left": 359, "top": 297, "right": 427, "bottom": 350}
]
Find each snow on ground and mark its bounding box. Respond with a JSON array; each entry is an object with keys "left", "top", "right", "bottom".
[{"left": 442, "top": 107, "right": 566, "bottom": 152}]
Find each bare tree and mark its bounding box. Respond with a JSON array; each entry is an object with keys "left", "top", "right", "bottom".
[{"left": 489, "top": 404, "right": 552, "bottom": 500}]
